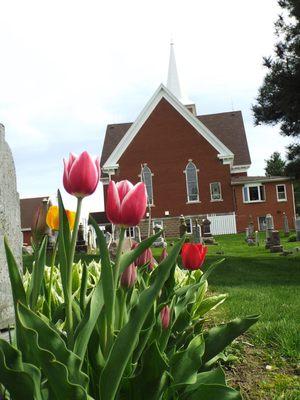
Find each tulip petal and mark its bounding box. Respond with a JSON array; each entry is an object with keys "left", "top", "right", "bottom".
[
  {"left": 68, "top": 151, "right": 99, "bottom": 197},
  {"left": 120, "top": 182, "right": 147, "bottom": 227},
  {"left": 106, "top": 180, "right": 122, "bottom": 225},
  {"left": 116, "top": 180, "right": 134, "bottom": 202},
  {"left": 63, "top": 158, "right": 73, "bottom": 194},
  {"left": 182, "top": 243, "right": 205, "bottom": 270}
]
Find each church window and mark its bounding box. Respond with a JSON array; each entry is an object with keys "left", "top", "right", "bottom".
[
  {"left": 185, "top": 161, "right": 199, "bottom": 202},
  {"left": 141, "top": 165, "right": 154, "bottom": 205}
]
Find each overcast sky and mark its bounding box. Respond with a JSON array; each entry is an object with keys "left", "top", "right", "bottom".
[{"left": 0, "top": 0, "right": 291, "bottom": 216}]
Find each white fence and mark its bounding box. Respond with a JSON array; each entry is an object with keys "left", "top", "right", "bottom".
[{"left": 207, "top": 212, "right": 237, "bottom": 235}]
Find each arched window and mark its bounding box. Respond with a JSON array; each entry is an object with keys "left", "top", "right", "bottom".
[
  {"left": 141, "top": 165, "right": 153, "bottom": 205},
  {"left": 185, "top": 161, "right": 199, "bottom": 202}
]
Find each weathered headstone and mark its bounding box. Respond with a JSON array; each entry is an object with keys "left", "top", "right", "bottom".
[
  {"left": 283, "top": 212, "right": 290, "bottom": 237},
  {"left": 192, "top": 219, "right": 202, "bottom": 244},
  {"left": 255, "top": 231, "right": 259, "bottom": 246},
  {"left": 265, "top": 214, "right": 274, "bottom": 249},
  {"left": 133, "top": 226, "right": 141, "bottom": 243},
  {"left": 269, "top": 230, "right": 283, "bottom": 253},
  {"left": 295, "top": 217, "right": 300, "bottom": 241},
  {"left": 246, "top": 216, "right": 255, "bottom": 246},
  {"left": 202, "top": 218, "right": 215, "bottom": 245},
  {"left": 75, "top": 223, "right": 88, "bottom": 253},
  {"left": 179, "top": 215, "right": 187, "bottom": 237},
  {"left": 0, "top": 124, "right": 23, "bottom": 329},
  {"left": 152, "top": 223, "right": 166, "bottom": 248}
]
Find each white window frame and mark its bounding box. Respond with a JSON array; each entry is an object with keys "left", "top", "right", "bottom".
[
  {"left": 140, "top": 164, "right": 154, "bottom": 206},
  {"left": 276, "top": 184, "right": 287, "bottom": 202},
  {"left": 243, "top": 184, "right": 266, "bottom": 203},
  {"left": 152, "top": 219, "right": 164, "bottom": 229},
  {"left": 125, "top": 227, "right": 135, "bottom": 238},
  {"left": 210, "top": 182, "right": 223, "bottom": 201},
  {"left": 184, "top": 161, "right": 200, "bottom": 203}
]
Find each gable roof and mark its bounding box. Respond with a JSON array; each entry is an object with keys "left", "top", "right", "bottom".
[
  {"left": 20, "top": 197, "right": 50, "bottom": 229},
  {"left": 101, "top": 84, "right": 234, "bottom": 170},
  {"left": 101, "top": 86, "right": 251, "bottom": 169}
]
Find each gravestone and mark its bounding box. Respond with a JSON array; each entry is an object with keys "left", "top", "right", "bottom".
[
  {"left": 269, "top": 230, "right": 283, "bottom": 253},
  {"left": 0, "top": 124, "right": 23, "bottom": 329},
  {"left": 295, "top": 217, "right": 300, "bottom": 241},
  {"left": 75, "top": 223, "right": 88, "bottom": 253},
  {"left": 192, "top": 219, "right": 202, "bottom": 244},
  {"left": 179, "top": 215, "right": 187, "bottom": 237},
  {"left": 133, "top": 226, "right": 141, "bottom": 243},
  {"left": 265, "top": 214, "right": 274, "bottom": 249},
  {"left": 152, "top": 224, "right": 166, "bottom": 248},
  {"left": 283, "top": 212, "right": 290, "bottom": 237},
  {"left": 202, "top": 218, "right": 215, "bottom": 244},
  {"left": 246, "top": 216, "right": 255, "bottom": 246}
]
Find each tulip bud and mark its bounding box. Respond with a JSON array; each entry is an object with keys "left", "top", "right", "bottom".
[
  {"left": 106, "top": 180, "right": 147, "bottom": 227},
  {"left": 160, "top": 305, "right": 170, "bottom": 330},
  {"left": 121, "top": 263, "right": 137, "bottom": 288},
  {"left": 32, "top": 198, "right": 49, "bottom": 246},
  {"left": 63, "top": 151, "right": 100, "bottom": 198},
  {"left": 159, "top": 247, "right": 168, "bottom": 263},
  {"left": 181, "top": 243, "right": 208, "bottom": 270},
  {"left": 135, "top": 248, "right": 153, "bottom": 268}
]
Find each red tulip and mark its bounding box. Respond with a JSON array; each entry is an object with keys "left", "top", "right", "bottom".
[
  {"left": 63, "top": 151, "right": 100, "bottom": 198},
  {"left": 106, "top": 180, "right": 147, "bottom": 227},
  {"left": 181, "top": 243, "right": 208, "bottom": 270},
  {"left": 121, "top": 263, "right": 137, "bottom": 288},
  {"left": 160, "top": 305, "right": 170, "bottom": 330}
]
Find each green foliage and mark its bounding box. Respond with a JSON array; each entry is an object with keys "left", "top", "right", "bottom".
[
  {"left": 264, "top": 151, "right": 286, "bottom": 176},
  {"left": 1, "top": 197, "right": 258, "bottom": 399}
]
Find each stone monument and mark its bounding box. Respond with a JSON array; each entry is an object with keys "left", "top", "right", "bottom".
[
  {"left": 265, "top": 214, "right": 274, "bottom": 249},
  {"left": 75, "top": 223, "right": 88, "bottom": 253},
  {"left": 246, "top": 216, "right": 255, "bottom": 246},
  {"left": 283, "top": 212, "right": 290, "bottom": 237},
  {"left": 269, "top": 230, "right": 283, "bottom": 253},
  {"left": 295, "top": 217, "right": 300, "bottom": 241},
  {"left": 179, "top": 215, "right": 187, "bottom": 237},
  {"left": 133, "top": 226, "right": 141, "bottom": 243},
  {"left": 152, "top": 223, "right": 166, "bottom": 248},
  {"left": 0, "top": 124, "right": 23, "bottom": 329},
  {"left": 192, "top": 219, "right": 202, "bottom": 244},
  {"left": 202, "top": 218, "right": 215, "bottom": 244}
]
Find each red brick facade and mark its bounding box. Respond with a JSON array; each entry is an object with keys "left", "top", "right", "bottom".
[{"left": 102, "top": 97, "right": 295, "bottom": 235}]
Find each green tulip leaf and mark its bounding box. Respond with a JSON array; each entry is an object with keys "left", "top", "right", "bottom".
[
  {"left": 202, "top": 315, "right": 259, "bottom": 367},
  {"left": 170, "top": 334, "right": 205, "bottom": 387},
  {"left": 119, "top": 230, "right": 164, "bottom": 275},
  {"left": 17, "top": 302, "right": 89, "bottom": 393},
  {"left": 193, "top": 294, "right": 228, "bottom": 318},
  {"left": 184, "top": 367, "right": 226, "bottom": 394},
  {"left": 0, "top": 339, "right": 42, "bottom": 400},
  {"left": 99, "top": 234, "right": 186, "bottom": 400},
  {"left": 28, "top": 235, "right": 47, "bottom": 311},
  {"left": 58, "top": 190, "right": 71, "bottom": 300},
  {"left": 89, "top": 215, "right": 114, "bottom": 348},
  {"left": 184, "top": 383, "right": 242, "bottom": 400},
  {"left": 73, "top": 277, "right": 104, "bottom": 362}
]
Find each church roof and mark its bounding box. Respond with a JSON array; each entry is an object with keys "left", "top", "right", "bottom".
[{"left": 101, "top": 110, "right": 251, "bottom": 168}]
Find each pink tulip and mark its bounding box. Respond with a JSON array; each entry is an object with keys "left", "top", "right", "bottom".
[
  {"left": 106, "top": 180, "right": 147, "bottom": 227},
  {"left": 160, "top": 305, "right": 170, "bottom": 330},
  {"left": 63, "top": 151, "right": 100, "bottom": 198},
  {"left": 121, "top": 263, "right": 137, "bottom": 288},
  {"left": 135, "top": 247, "right": 153, "bottom": 268}
]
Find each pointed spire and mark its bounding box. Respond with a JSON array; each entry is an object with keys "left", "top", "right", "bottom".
[{"left": 167, "top": 42, "right": 183, "bottom": 101}]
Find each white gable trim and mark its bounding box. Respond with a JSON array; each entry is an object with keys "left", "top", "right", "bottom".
[{"left": 103, "top": 84, "right": 234, "bottom": 170}]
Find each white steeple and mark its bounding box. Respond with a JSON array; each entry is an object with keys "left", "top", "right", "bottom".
[{"left": 167, "top": 42, "right": 183, "bottom": 101}]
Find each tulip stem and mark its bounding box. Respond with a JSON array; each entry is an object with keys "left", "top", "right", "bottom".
[
  {"left": 114, "top": 227, "right": 126, "bottom": 286},
  {"left": 47, "top": 236, "right": 58, "bottom": 320},
  {"left": 66, "top": 197, "right": 83, "bottom": 347}
]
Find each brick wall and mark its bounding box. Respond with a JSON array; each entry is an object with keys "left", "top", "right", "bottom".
[{"left": 234, "top": 181, "right": 295, "bottom": 232}]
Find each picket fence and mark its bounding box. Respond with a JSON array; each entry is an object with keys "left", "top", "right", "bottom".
[{"left": 206, "top": 212, "right": 237, "bottom": 235}]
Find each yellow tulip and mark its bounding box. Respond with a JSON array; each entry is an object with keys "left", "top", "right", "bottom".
[{"left": 46, "top": 206, "right": 76, "bottom": 231}]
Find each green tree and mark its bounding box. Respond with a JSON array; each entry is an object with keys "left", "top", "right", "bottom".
[
  {"left": 252, "top": 0, "right": 300, "bottom": 177},
  {"left": 265, "top": 151, "right": 286, "bottom": 176}
]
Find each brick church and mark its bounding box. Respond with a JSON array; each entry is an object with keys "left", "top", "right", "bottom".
[{"left": 98, "top": 44, "right": 296, "bottom": 237}]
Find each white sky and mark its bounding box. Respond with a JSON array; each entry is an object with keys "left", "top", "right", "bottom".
[{"left": 0, "top": 0, "right": 291, "bottom": 217}]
